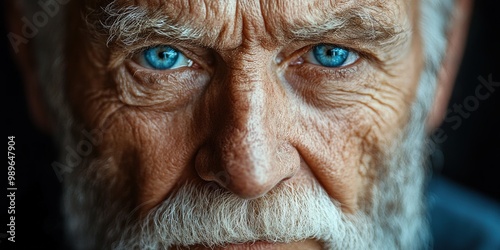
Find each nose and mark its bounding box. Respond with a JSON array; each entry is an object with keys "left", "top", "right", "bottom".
[{"left": 195, "top": 62, "right": 299, "bottom": 199}]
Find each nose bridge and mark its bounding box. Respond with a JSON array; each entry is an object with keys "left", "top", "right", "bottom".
[
  {"left": 222, "top": 46, "right": 286, "bottom": 127},
  {"left": 218, "top": 65, "right": 274, "bottom": 190},
  {"left": 226, "top": 65, "right": 268, "bottom": 132},
  {"left": 195, "top": 57, "right": 297, "bottom": 199}
]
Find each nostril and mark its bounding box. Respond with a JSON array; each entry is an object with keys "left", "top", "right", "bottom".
[
  {"left": 212, "top": 169, "right": 231, "bottom": 188},
  {"left": 194, "top": 146, "right": 216, "bottom": 182},
  {"left": 195, "top": 145, "right": 233, "bottom": 189},
  {"left": 205, "top": 180, "right": 224, "bottom": 192}
]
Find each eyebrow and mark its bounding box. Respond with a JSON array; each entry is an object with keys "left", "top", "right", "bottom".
[
  {"left": 288, "top": 6, "right": 411, "bottom": 50},
  {"left": 89, "top": 2, "right": 411, "bottom": 55},
  {"left": 87, "top": 3, "right": 204, "bottom": 47}
]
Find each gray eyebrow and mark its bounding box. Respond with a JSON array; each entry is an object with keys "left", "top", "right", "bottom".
[
  {"left": 88, "top": 1, "right": 410, "bottom": 54},
  {"left": 288, "top": 6, "right": 411, "bottom": 51},
  {"left": 86, "top": 3, "right": 204, "bottom": 47}
]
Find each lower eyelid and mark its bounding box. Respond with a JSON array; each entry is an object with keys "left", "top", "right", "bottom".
[
  {"left": 290, "top": 58, "right": 363, "bottom": 81},
  {"left": 115, "top": 60, "right": 210, "bottom": 108},
  {"left": 300, "top": 52, "right": 361, "bottom": 71}
]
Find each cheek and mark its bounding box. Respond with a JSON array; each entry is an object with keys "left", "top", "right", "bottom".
[
  {"left": 65, "top": 45, "right": 211, "bottom": 213},
  {"left": 92, "top": 108, "right": 205, "bottom": 210},
  {"left": 292, "top": 106, "right": 384, "bottom": 211},
  {"left": 286, "top": 66, "right": 417, "bottom": 211}
]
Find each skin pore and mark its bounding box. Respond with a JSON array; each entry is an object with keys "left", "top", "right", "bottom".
[{"left": 60, "top": 0, "right": 428, "bottom": 249}]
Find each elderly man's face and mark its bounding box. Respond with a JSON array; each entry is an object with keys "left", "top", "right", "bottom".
[{"left": 48, "top": 0, "right": 442, "bottom": 249}]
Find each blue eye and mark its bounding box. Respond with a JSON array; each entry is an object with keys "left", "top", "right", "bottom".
[
  {"left": 139, "top": 45, "right": 192, "bottom": 70},
  {"left": 309, "top": 44, "right": 358, "bottom": 68}
]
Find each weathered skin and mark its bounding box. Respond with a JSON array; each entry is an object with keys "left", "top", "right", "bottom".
[{"left": 65, "top": 0, "right": 423, "bottom": 249}]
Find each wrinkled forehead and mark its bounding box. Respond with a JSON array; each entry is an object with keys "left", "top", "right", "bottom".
[
  {"left": 106, "top": 0, "right": 401, "bottom": 21},
  {"left": 91, "top": 0, "right": 413, "bottom": 48}
]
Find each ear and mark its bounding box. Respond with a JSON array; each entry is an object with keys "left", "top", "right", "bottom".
[
  {"left": 426, "top": 0, "right": 473, "bottom": 132},
  {"left": 5, "top": 1, "right": 54, "bottom": 133}
]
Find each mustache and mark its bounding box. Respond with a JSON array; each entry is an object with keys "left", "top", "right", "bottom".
[{"left": 114, "top": 181, "right": 369, "bottom": 249}]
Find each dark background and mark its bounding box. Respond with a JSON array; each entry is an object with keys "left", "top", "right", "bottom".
[
  {"left": 2, "top": 0, "right": 499, "bottom": 249},
  {"left": 432, "top": 0, "right": 499, "bottom": 202}
]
